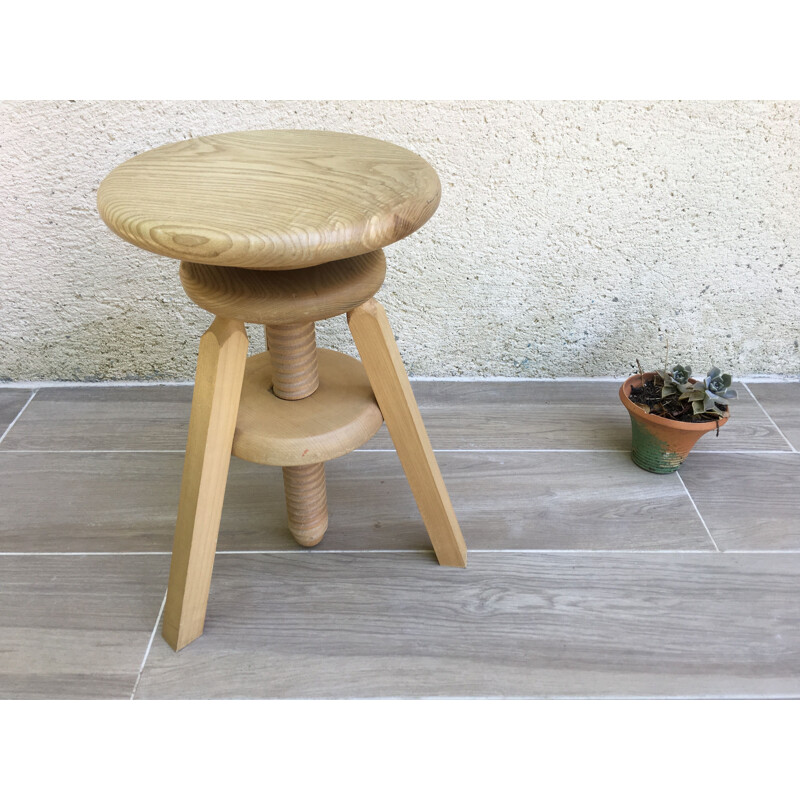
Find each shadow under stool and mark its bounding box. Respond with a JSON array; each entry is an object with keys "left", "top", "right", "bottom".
[{"left": 97, "top": 129, "right": 468, "bottom": 651}]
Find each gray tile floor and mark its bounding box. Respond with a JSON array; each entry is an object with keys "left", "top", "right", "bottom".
[{"left": 1, "top": 381, "right": 798, "bottom": 698}]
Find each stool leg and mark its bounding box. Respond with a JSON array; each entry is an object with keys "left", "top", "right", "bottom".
[
  {"left": 347, "top": 299, "right": 467, "bottom": 567},
  {"left": 264, "top": 321, "right": 330, "bottom": 546},
  {"left": 162, "top": 317, "right": 249, "bottom": 651}
]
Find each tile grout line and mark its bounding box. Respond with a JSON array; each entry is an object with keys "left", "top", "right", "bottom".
[
  {"left": 0, "top": 390, "right": 37, "bottom": 446},
  {"left": 278, "top": 693, "right": 800, "bottom": 700},
  {"left": 0, "top": 551, "right": 176, "bottom": 556},
  {"left": 676, "top": 472, "right": 720, "bottom": 552},
  {"left": 2, "top": 447, "right": 799, "bottom": 455},
  {"left": 741, "top": 381, "right": 798, "bottom": 453},
  {"left": 0, "top": 448, "right": 631, "bottom": 455},
  {"left": 687, "top": 450, "right": 797, "bottom": 455},
  {"left": 2, "top": 450, "right": 188, "bottom": 454},
  {"left": 130, "top": 589, "right": 167, "bottom": 700},
  {"left": 213, "top": 548, "right": 722, "bottom": 555},
  {"left": 2, "top": 376, "right": 798, "bottom": 389},
  {"left": 5, "top": 548, "right": 800, "bottom": 556}
]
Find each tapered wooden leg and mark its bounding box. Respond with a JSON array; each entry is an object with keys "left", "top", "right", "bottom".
[
  {"left": 348, "top": 299, "right": 467, "bottom": 567},
  {"left": 162, "top": 317, "right": 249, "bottom": 651}
]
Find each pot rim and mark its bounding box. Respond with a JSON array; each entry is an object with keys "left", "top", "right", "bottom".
[{"left": 620, "top": 372, "right": 729, "bottom": 432}]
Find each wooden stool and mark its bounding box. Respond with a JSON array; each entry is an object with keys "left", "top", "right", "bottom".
[{"left": 98, "top": 130, "right": 467, "bottom": 651}]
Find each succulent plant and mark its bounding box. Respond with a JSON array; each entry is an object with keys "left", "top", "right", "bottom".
[
  {"left": 679, "top": 367, "right": 738, "bottom": 416},
  {"left": 658, "top": 364, "right": 693, "bottom": 398}
]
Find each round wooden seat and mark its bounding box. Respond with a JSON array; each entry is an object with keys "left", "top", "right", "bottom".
[
  {"left": 97, "top": 130, "right": 441, "bottom": 270},
  {"left": 180, "top": 250, "right": 386, "bottom": 325}
]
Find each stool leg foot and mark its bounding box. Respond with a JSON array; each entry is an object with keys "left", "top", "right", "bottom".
[
  {"left": 162, "top": 317, "right": 249, "bottom": 651},
  {"left": 348, "top": 299, "right": 467, "bottom": 567},
  {"left": 283, "top": 463, "right": 329, "bottom": 546}
]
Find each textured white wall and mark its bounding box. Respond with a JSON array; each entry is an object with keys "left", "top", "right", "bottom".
[{"left": 1, "top": 100, "right": 798, "bottom": 380}]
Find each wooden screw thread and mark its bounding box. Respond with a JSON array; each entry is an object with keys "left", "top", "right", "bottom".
[
  {"left": 282, "top": 463, "right": 328, "bottom": 546},
  {"left": 264, "top": 320, "right": 328, "bottom": 545},
  {"left": 264, "top": 322, "right": 319, "bottom": 400}
]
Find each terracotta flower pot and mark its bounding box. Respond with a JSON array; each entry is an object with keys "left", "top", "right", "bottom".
[{"left": 619, "top": 372, "right": 729, "bottom": 473}]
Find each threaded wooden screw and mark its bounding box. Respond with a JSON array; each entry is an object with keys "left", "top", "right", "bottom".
[
  {"left": 263, "top": 320, "right": 328, "bottom": 546},
  {"left": 282, "top": 462, "right": 328, "bottom": 545},
  {"left": 264, "top": 322, "right": 319, "bottom": 400}
]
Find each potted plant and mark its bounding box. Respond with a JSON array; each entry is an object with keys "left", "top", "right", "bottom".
[{"left": 619, "top": 363, "right": 737, "bottom": 473}]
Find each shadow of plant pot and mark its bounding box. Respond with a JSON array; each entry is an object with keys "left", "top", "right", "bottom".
[{"left": 619, "top": 372, "right": 729, "bottom": 474}]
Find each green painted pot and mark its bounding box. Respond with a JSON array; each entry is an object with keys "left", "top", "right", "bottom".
[{"left": 619, "top": 373, "right": 729, "bottom": 473}]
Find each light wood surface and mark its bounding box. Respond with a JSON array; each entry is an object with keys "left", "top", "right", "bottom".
[
  {"left": 263, "top": 320, "right": 329, "bottom": 545},
  {"left": 162, "top": 317, "right": 249, "bottom": 651},
  {"left": 97, "top": 130, "right": 440, "bottom": 270},
  {"left": 0, "top": 555, "right": 169, "bottom": 699},
  {"left": 679, "top": 452, "right": 800, "bottom": 550},
  {"left": 6, "top": 552, "right": 800, "bottom": 699},
  {"left": 283, "top": 463, "right": 329, "bottom": 546},
  {"left": 0, "top": 449, "right": 725, "bottom": 553},
  {"left": 232, "top": 349, "right": 383, "bottom": 467},
  {"left": 348, "top": 299, "right": 467, "bottom": 567},
  {"left": 748, "top": 383, "right": 800, "bottom": 450},
  {"left": 2, "top": 381, "right": 787, "bottom": 455},
  {"left": 136, "top": 552, "right": 800, "bottom": 699},
  {"left": 4, "top": 381, "right": 800, "bottom": 698},
  {"left": 263, "top": 322, "right": 319, "bottom": 401},
  {"left": 0, "top": 390, "right": 32, "bottom": 432},
  {"left": 362, "top": 379, "right": 779, "bottom": 453},
  {"left": 180, "top": 250, "right": 386, "bottom": 325}
]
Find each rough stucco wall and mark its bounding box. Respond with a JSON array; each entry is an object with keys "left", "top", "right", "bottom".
[{"left": 1, "top": 100, "right": 798, "bottom": 380}]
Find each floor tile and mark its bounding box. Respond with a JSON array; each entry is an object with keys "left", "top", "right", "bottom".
[
  {"left": 286, "top": 450, "right": 712, "bottom": 552},
  {"left": 135, "top": 552, "right": 800, "bottom": 699},
  {"left": 692, "top": 382, "right": 792, "bottom": 452},
  {"left": 0, "top": 450, "right": 711, "bottom": 553},
  {"left": 0, "top": 452, "right": 183, "bottom": 552},
  {"left": 1, "top": 381, "right": 783, "bottom": 455},
  {"left": 679, "top": 453, "right": 800, "bottom": 550},
  {"left": 746, "top": 382, "right": 800, "bottom": 451},
  {"left": 363, "top": 380, "right": 787, "bottom": 452},
  {"left": 0, "top": 555, "right": 168, "bottom": 699},
  {"left": 0, "top": 386, "right": 192, "bottom": 451},
  {"left": 0, "top": 389, "right": 34, "bottom": 434},
  {"left": 2, "top": 379, "right": 799, "bottom": 702},
  {"left": 365, "top": 381, "right": 630, "bottom": 450}
]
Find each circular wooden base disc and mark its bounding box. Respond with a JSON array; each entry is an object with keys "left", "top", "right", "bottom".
[{"left": 232, "top": 349, "right": 383, "bottom": 466}]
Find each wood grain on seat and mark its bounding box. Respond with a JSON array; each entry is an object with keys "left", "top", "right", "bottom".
[{"left": 97, "top": 130, "right": 441, "bottom": 270}]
